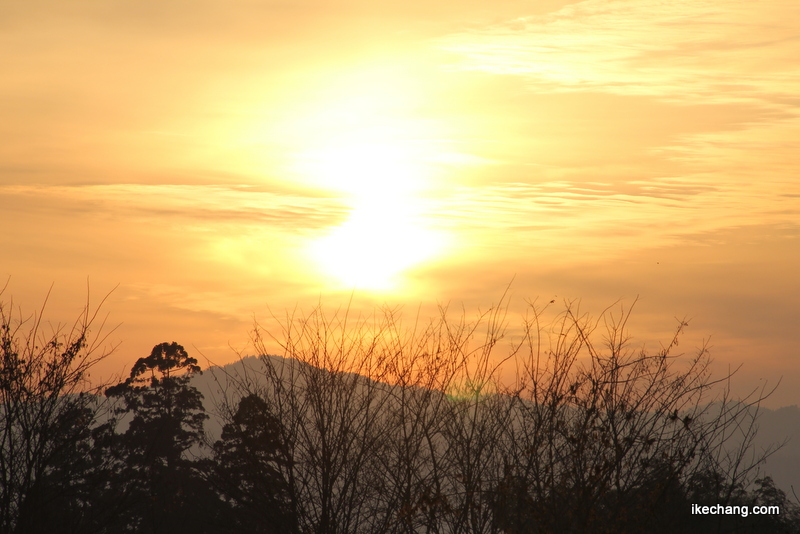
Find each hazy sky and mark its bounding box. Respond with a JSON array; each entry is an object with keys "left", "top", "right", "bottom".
[{"left": 1, "top": 0, "right": 798, "bottom": 405}]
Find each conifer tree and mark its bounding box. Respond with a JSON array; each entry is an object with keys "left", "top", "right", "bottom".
[{"left": 105, "top": 342, "right": 214, "bottom": 533}]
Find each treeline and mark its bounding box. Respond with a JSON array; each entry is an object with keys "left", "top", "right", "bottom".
[{"left": 1, "top": 295, "right": 799, "bottom": 533}]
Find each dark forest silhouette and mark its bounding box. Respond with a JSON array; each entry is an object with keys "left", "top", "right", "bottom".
[{"left": 1, "top": 292, "right": 799, "bottom": 533}]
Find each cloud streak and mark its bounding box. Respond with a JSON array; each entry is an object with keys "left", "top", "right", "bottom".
[
  {"left": 441, "top": 0, "right": 800, "bottom": 105},
  {"left": 437, "top": 0, "right": 800, "bottom": 262},
  {"left": 0, "top": 184, "right": 349, "bottom": 231}
]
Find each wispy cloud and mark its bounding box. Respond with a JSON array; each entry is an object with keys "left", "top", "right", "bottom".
[
  {"left": 0, "top": 184, "right": 349, "bottom": 231},
  {"left": 418, "top": 179, "right": 743, "bottom": 261},
  {"left": 441, "top": 0, "right": 800, "bottom": 105},
  {"left": 437, "top": 0, "right": 800, "bottom": 258}
]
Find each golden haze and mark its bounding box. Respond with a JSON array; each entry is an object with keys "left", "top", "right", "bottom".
[{"left": 0, "top": 0, "right": 798, "bottom": 405}]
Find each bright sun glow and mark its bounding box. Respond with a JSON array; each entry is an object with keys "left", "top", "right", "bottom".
[
  {"left": 298, "top": 141, "right": 425, "bottom": 199},
  {"left": 302, "top": 139, "right": 444, "bottom": 290},
  {"left": 310, "top": 200, "right": 442, "bottom": 290},
  {"left": 266, "top": 61, "right": 453, "bottom": 291}
]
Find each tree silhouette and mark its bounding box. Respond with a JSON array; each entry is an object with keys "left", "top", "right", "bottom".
[
  {"left": 0, "top": 290, "right": 113, "bottom": 534},
  {"left": 106, "top": 342, "right": 205, "bottom": 463},
  {"left": 104, "top": 342, "right": 215, "bottom": 533},
  {"left": 228, "top": 299, "right": 800, "bottom": 534},
  {"left": 207, "top": 393, "right": 297, "bottom": 533},
  {"left": 4, "top": 288, "right": 800, "bottom": 533}
]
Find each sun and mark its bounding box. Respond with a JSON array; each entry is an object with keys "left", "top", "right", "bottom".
[
  {"left": 309, "top": 197, "right": 441, "bottom": 291},
  {"left": 262, "top": 61, "right": 454, "bottom": 290},
  {"left": 298, "top": 141, "right": 424, "bottom": 200},
  {"left": 302, "top": 139, "right": 444, "bottom": 291}
]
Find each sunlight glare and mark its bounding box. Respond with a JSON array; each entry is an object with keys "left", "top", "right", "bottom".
[
  {"left": 300, "top": 139, "right": 444, "bottom": 291},
  {"left": 297, "top": 139, "right": 426, "bottom": 200},
  {"left": 309, "top": 199, "right": 442, "bottom": 291},
  {"left": 276, "top": 62, "right": 455, "bottom": 291}
]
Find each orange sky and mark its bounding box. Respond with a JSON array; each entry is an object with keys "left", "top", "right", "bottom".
[{"left": 1, "top": 0, "right": 798, "bottom": 406}]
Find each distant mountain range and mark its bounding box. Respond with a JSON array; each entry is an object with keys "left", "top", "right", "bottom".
[
  {"left": 191, "top": 355, "right": 800, "bottom": 499},
  {"left": 753, "top": 405, "right": 800, "bottom": 498}
]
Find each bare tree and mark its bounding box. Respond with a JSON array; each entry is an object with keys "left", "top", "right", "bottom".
[
  {"left": 212, "top": 297, "right": 787, "bottom": 534},
  {"left": 488, "top": 299, "right": 779, "bottom": 533},
  {"left": 0, "top": 286, "right": 115, "bottom": 534}
]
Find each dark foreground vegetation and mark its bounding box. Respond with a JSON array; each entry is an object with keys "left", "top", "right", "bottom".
[{"left": 1, "top": 291, "right": 799, "bottom": 533}]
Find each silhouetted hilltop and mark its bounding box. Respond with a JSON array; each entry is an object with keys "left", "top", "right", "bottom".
[
  {"left": 757, "top": 405, "right": 800, "bottom": 496},
  {"left": 193, "top": 356, "right": 800, "bottom": 498}
]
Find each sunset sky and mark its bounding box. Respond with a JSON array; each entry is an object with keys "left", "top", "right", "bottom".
[{"left": 1, "top": 0, "right": 798, "bottom": 406}]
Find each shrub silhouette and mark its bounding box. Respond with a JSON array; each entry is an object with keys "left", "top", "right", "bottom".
[
  {"left": 0, "top": 288, "right": 115, "bottom": 534},
  {"left": 214, "top": 298, "right": 798, "bottom": 534},
  {"left": 2, "top": 289, "right": 799, "bottom": 533}
]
